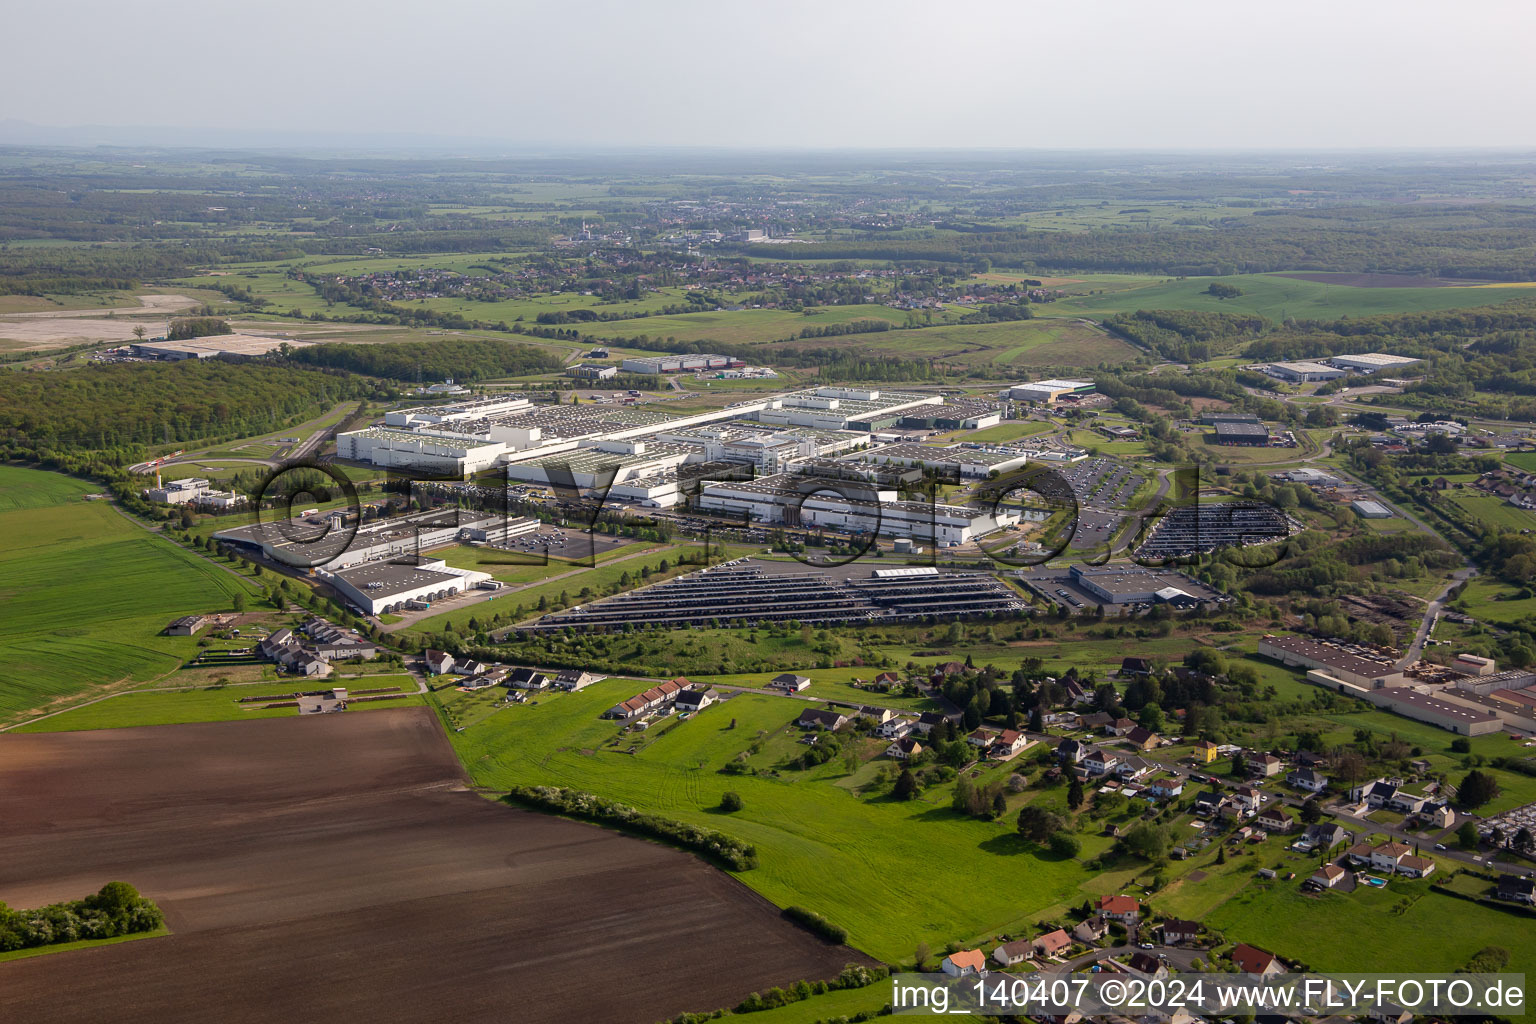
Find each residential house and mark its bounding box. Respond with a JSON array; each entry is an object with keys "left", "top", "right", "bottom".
[
  {"left": 1368, "top": 1005, "right": 1415, "bottom": 1024},
  {"left": 1078, "top": 711, "right": 1113, "bottom": 731},
  {"left": 993, "top": 939, "right": 1034, "bottom": 967},
  {"left": 1296, "top": 750, "right": 1329, "bottom": 768},
  {"left": 1114, "top": 755, "right": 1154, "bottom": 781},
  {"left": 1127, "top": 952, "right": 1167, "bottom": 977},
  {"left": 1231, "top": 785, "right": 1263, "bottom": 814},
  {"left": 1061, "top": 677, "right": 1092, "bottom": 705},
  {"left": 1097, "top": 894, "right": 1141, "bottom": 921},
  {"left": 1032, "top": 928, "right": 1072, "bottom": 958},
  {"left": 1230, "top": 943, "right": 1283, "bottom": 976},
  {"left": 967, "top": 728, "right": 1000, "bottom": 749},
  {"left": 1107, "top": 718, "right": 1137, "bottom": 737},
  {"left": 1044, "top": 711, "right": 1081, "bottom": 728},
  {"left": 914, "top": 711, "right": 951, "bottom": 736},
  {"left": 1386, "top": 791, "right": 1428, "bottom": 815},
  {"left": 1245, "top": 751, "right": 1283, "bottom": 777},
  {"left": 507, "top": 667, "right": 550, "bottom": 690},
  {"left": 1160, "top": 919, "right": 1201, "bottom": 945},
  {"left": 1057, "top": 737, "right": 1088, "bottom": 764},
  {"left": 461, "top": 675, "right": 498, "bottom": 691},
  {"left": 859, "top": 705, "right": 894, "bottom": 725},
  {"left": 931, "top": 661, "right": 967, "bottom": 681},
  {"left": 553, "top": 669, "right": 601, "bottom": 691},
  {"left": 1287, "top": 767, "right": 1328, "bottom": 793},
  {"left": 1370, "top": 842, "right": 1411, "bottom": 874},
  {"left": 1303, "top": 823, "right": 1351, "bottom": 851},
  {"left": 989, "top": 729, "right": 1029, "bottom": 759},
  {"left": 1120, "top": 656, "right": 1153, "bottom": 676},
  {"left": 1346, "top": 842, "right": 1377, "bottom": 866},
  {"left": 1145, "top": 776, "right": 1185, "bottom": 800},
  {"left": 877, "top": 716, "right": 917, "bottom": 740},
  {"left": 1310, "top": 864, "right": 1347, "bottom": 888},
  {"left": 603, "top": 678, "right": 688, "bottom": 719},
  {"left": 769, "top": 673, "right": 811, "bottom": 693},
  {"left": 941, "top": 949, "right": 987, "bottom": 977},
  {"left": 1396, "top": 855, "right": 1436, "bottom": 879},
  {"left": 1497, "top": 875, "right": 1536, "bottom": 904},
  {"left": 1351, "top": 779, "right": 1402, "bottom": 809},
  {"left": 872, "top": 671, "right": 900, "bottom": 687},
  {"left": 1423, "top": 802, "right": 1455, "bottom": 830},
  {"left": 886, "top": 737, "right": 924, "bottom": 760},
  {"left": 1125, "top": 726, "right": 1160, "bottom": 751},
  {"left": 1256, "top": 806, "right": 1294, "bottom": 833},
  {"left": 798, "top": 708, "right": 848, "bottom": 731},
  {"left": 1084, "top": 748, "right": 1121, "bottom": 776},
  {"left": 1072, "top": 916, "right": 1110, "bottom": 943},
  {"left": 424, "top": 649, "right": 455, "bottom": 676},
  {"left": 675, "top": 688, "right": 717, "bottom": 712},
  {"left": 1193, "top": 740, "right": 1219, "bottom": 764},
  {"left": 1193, "top": 790, "right": 1223, "bottom": 817}
]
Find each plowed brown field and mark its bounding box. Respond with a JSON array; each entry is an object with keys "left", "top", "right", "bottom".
[{"left": 0, "top": 710, "right": 866, "bottom": 1023}]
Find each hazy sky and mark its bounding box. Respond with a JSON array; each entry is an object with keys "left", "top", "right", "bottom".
[{"left": 5, "top": 0, "right": 1535, "bottom": 150}]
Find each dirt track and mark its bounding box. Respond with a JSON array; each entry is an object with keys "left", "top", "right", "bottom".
[{"left": 0, "top": 710, "right": 865, "bottom": 1023}]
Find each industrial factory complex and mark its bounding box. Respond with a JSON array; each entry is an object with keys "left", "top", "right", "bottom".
[{"left": 328, "top": 385, "right": 1084, "bottom": 547}]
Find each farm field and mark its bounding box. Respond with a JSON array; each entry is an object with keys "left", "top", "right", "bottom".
[
  {"left": 13, "top": 677, "right": 424, "bottom": 733},
  {"left": 0, "top": 466, "right": 260, "bottom": 725},
  {"left": 584, "top": 305, "right": 913, "bottom": 346},
  {"left": 831, "top": 318, "right": 1136, "bottom": 369},
  {"left": 1051, "top": 272, "right": 1536, "bottom": 320},
  {"left": 0, "top": 711, "right": 863, "bottom": 1024}
]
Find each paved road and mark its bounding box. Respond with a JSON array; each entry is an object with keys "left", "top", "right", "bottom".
[{"left": 1044, "top": 940, "right": 1206, "bottom": 975}]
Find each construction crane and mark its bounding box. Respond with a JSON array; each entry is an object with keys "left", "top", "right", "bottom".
[{"left": 144, "top": 450, "right": 185, "bottom": 489}]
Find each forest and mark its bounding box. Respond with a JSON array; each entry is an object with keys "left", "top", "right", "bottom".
[
  {"left": 287, "top": 337, "right": 563, "bottom": 382},
  {"left": 0, "top": 360, "right": 375, "bottom": 453}
]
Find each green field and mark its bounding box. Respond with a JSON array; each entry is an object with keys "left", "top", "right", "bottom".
[
  {"left": 1448, "top": 492, "right": 1536, "bottom": 532},
  {"left": 1456, "top": 578, "right": 1536, "bottom": 625},
  {"left": 1207, "top": 878, "right": 1536, "bottom": 984},
  {"left": 953, "top": 420, "right": 1055, "bottom": 443},
  {"left": 585, "top": 305, "right": 912, "bottom": 346},
  {"left": 1052, "top": 273, "right": 1536, "bottom": 320},
  {"left": 449, "top": 679, "right": 1089, "bottom": 962},
  {"left": 13, "top": 679, "right": 424, "bottom": 733},
  {"left": 0, "top": 466, "right": 261, "bottom": 724},
  {"left": 1505, "top": 451, "right": 1536, "bottom": 474}
]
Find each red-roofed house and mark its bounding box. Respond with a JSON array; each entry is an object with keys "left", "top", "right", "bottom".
[
  {"left": 942, "top": 949, "right": 987, "bottom": 977},
  {"left": 1032, "top": 928, "right": 1072, "bottom": 958},
  {"left": 1230, "top": 943, "right": 1282, "bottom": 976},
  {"left": 1097, "top": 894, "right": 1141, "bottom": 921}
]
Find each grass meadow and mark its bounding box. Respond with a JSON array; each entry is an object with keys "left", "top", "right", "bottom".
[
  {"left": 1051, "top": 273, "right": 1536, "bottom": 320},
  {"left": 0, "top": 466, "right": 261, "bottom": 724},
  {"left": 448, "top": 679, "right": 1091, "bottom": 962},
  {"left": 14, "top": 678, "right": 423, "bottom": 733}
]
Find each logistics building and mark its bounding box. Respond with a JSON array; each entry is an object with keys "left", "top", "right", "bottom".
[
  {"left": 1008, "top": 379, "right": 1095, "bottom": 404},
  {"left": 320, "top": 557, "right": 494, "bottom": 615},
  {"left": 1327, "top": 353, "right": 1423, "bottom": 374}
]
